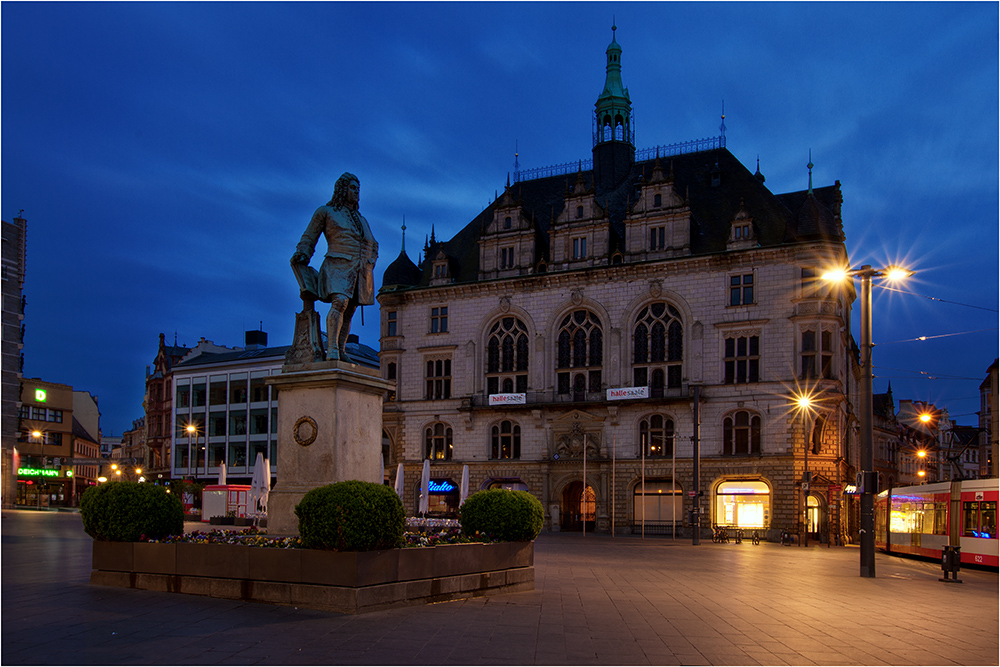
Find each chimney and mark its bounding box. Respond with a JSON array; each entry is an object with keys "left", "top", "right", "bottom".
[{"left": 245, "top": 329, "right": 268, "bottom": 351}]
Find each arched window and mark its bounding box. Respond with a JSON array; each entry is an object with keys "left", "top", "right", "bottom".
[
  {"left": 486, "top": 317, "right": 529, "bottom": 396},
  {"left": 425, "top": 422, "right": 453, "bottom": 460},
  {"left": 633, "top": 303, "right": 683, "bottom": 390},
  {"left": 556, "top": 310, "right": 603, "bottom": 396},
  {"left": 639, "top": 415, "right": 675, "bottom": 457},
  {"left": 723, "top": 411, "right": 761, "bottom": 456},
  {"left": 491, "top": 420, "right": 521, "bottom": 460}
]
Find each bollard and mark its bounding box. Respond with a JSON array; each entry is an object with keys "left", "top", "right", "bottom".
[{"left": 939, "top": 545, "right": 963, "bottom": 583}]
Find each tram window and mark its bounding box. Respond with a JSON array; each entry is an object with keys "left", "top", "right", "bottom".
[
  {"left": 962, "top": 501, "right": 980, "bottom": 537},
  {"left": 933, "top": 503, "right": 948, "bottom": 536},
  {"left": 981, "top": 502, "right": 997, "bottom": 539}
]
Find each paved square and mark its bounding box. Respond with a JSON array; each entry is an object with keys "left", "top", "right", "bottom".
[{"left": 2, "top": 511, "right": 997, "bottom": 665}]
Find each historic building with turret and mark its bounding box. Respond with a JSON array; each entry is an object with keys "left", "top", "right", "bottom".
[{"left": 378, "top": 29, "right": 862, "bottom": 542}]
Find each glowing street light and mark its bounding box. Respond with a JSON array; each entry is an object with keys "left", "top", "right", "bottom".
[
  {"left": 823, "top": 263, "right": 913, "bottom": 578},
  {"left": 793, "top": 392, "right": 817, "bottom": 547}
]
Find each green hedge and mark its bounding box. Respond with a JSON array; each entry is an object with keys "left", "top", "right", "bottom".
[
  {"left": 80, "top": 482, "right": 184, "bottom": 542},
  {"left": 459, "top": 489, "right": 544, "bottom": 542},
  {"left": 294, "top": 480, "right": 405, "bottom": 551}
]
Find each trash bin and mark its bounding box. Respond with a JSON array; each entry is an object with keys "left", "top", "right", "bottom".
[{"left": 940, "top": 545, "right": 963, "bottom": 583}]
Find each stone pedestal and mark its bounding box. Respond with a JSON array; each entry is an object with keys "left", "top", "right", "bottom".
[{"left": 266, "top": 360, "right": 393, "bottom": 536}]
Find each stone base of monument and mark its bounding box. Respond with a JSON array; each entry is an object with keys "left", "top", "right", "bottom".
[{"left": 266, "top": 359, "right": 393, "bottom": 536}]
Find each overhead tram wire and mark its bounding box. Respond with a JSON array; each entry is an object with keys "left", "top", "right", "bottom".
[
  {"left": 876, "top": 284, "right": 999, "bottom": 313},
  {"left": 878, "top": 327, "right": 999, "bottom": 345}
]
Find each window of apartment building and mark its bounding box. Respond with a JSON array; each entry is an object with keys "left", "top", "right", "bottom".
[
  {"left": 724, "top": 410, "right": 761, "bottom": 455},
  {"left": 572, "top": 237, "right": 587, "bottom": 259},
  {"left": 47, "top": 410, "right": 63, "bottom": 423},
  {"left": 556, "top": 310, "right": 603, "bottom": 397},
  {"left": 229, "top": 373, "right": 248, "bottom": 404},
  {"left": 209, "top": 410, "right": 227, "bottom": 437},
  {"left": 633, "top": 302, "right": 683, "bottom": 393},
  {"left": 649, "top": 226, "right": 665, "bottom": 250},
  {"left": 386, "top": 311, "right": 397, "bottom": 337},
  {"left": 801, "top": 329, "right": 833, "bottom": 380},
  {"left": 724, "top": 335, "right": 760, "bottom": 384},
  {"left": 430, "top": 306, "right": 448, "bottom": 333},
  {"left": 250, "top": 374, "right": 268, "bottom": 403},
  {"left": 176, "top": 382, "right": 190, "bottom": 409},
  {"left": 640, "top": 415, "right": 674, "bottom": 457},
  {"left": 425, "top": 358, "right": 452, "bottom": 400},
  {"left": 209, "top": 376, "right": 227, "bottom": 406},
  {"left": 729, "top": 273, "right": 754, "bottom": 306},
  {"left": 192, "top": 380, "right": 206, "bottom": 408},
  {"left": 499, "top": 247, "right": 515, "bottom": 269},
  {"left": 250, "top": 408, "right": 268, "bottom": 435},
  {"left": 229, "top": 412, "right": 247, "bottom": 436},
  {"left": 486, "top": 317, "right": 529, "bottom": 395},
  {"left": 30, "top": 406, "right": 46, "bottom": 420},
  {"left": 425, "top": 422, "right": 453, "bottom": 460},
  {"left": 491, "top": 420, "right": 521, "bottom": 459}
]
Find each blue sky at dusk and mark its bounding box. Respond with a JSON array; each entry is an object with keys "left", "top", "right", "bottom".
[{"left": 2, "top": 2, "right": 997, "bottom": 437}]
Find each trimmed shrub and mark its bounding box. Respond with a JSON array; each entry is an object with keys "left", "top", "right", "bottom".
[
  {"left": 80, "top": 481, "right": 184, "bottom": 542},
  {"left": 294, "top": 480, "right": 405, "bottom": 551},
  {"left": 459, "top": 489, "right": 544, "bottom": 542}
]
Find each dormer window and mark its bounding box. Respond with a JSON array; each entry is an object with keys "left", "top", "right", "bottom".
[
  {"left": 504, "top": 216, "right": 512, "bottom": 230},
  {"left": 434, "top": 264, "right": 447, "bottom": 278},
  {"left": 576, "top": 205, "right": 584, "bottom": 219},
  {"left": 654, "top": 193, "right": 662, "bottom": 208}
]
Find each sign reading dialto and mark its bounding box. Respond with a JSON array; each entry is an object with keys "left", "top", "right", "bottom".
[
  {"left": 607, "top": 386, "right": 649, "bottom": 400},
  {"left": 489, "top": 393, "right": 526, "bottom": 406}
]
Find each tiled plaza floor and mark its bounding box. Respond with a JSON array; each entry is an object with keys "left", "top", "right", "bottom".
[{"left": 2, "top": 509, "right": 997, "bottom": 665}]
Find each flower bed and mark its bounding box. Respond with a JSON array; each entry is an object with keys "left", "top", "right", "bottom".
[{"left": 91, "top": 528, "right": 533, "bottom": 614}]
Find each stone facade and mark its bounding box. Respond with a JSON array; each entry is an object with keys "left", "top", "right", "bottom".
[{"left": 378, "top": 33, "right": 861, "bottom": 543}]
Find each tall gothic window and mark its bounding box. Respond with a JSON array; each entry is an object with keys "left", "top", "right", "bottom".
[
  {"left": 633, "top": 302, "right": 683, "bottom": 393},
  {"left": 486, "top": 317, "right": 529, "bottom": 395},
  {"left": 556, "top": 310, "right": 603, "bottom": 398},
  {"left": 639, "top": 415, "right": 674, "bottom": 457},
  {"left": 723, "top": 411, "right": 761, "bottom": 456},
  {"left": 491, "top": 420, "right": 521, "bottom": 459},
  {"left": 425, "top": 422, "right": 453, "bottom": 460}
]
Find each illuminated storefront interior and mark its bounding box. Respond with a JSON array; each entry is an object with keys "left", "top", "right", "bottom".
[{"left": 715, "top": 480, "right": 770, "bottom": 528}]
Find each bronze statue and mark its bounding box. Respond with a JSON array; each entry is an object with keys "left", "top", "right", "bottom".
[{"left": 291, "top": 173, "right": 378, "bottom": 361}]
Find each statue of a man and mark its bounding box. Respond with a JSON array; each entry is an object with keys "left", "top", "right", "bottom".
[{"left": 290, "top": 172, "right": 378, "bottom": 361}]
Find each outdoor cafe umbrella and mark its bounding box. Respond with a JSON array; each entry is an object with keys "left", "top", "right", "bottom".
[
  {"left": 250, "top": 452, "right": 269, "bottom": 515},
  {"left": 394, "top": 463, "right": 404, "bottom": 499},
  {"left": 419, "top": 459, "right": 430, "bottom": 515},
  {"left": 460, "top": 464, "right": 470, "bottom": 507},
  {"left": 217, "top": 460, "right": 227, "bottom": 485}
]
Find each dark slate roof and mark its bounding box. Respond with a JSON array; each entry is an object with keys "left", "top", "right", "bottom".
[
  {"left": 72, "top": 417, "right": 98, "bottom": 443},
  {"left": 390, "top": 147, "right": 844, "bottom": 291},
  {"left": 174, "top": 346, "right": 292, "bottom": 369},
  {"left": 382, "top": 249, "right": 422, "bottom": 288}
]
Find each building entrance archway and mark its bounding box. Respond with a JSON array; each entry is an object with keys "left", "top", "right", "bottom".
[{"left": 561, "top": 481, "right": 595, "bottom": 532}]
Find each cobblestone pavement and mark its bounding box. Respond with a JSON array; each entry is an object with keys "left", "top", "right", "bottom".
[{"left": 2, "top": 509, "right": 997, "bottom": 666}]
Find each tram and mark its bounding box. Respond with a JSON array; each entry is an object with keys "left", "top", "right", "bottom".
[{"left": 875, "top": 478, "right": 998, "bottom": 567}]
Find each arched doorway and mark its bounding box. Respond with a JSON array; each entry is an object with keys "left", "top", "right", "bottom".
[
  {"left": 561, "top": 481, "right": 596, "bottom": 532},
  {"left": 807, "top": 495, "right": 824, "bottom": 542}
]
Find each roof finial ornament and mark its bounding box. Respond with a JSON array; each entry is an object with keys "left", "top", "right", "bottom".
[
  {"left": 513, "top": 140, "right": 520, "bottom": 183},
  {"left": 720, "top": 99, "right": 727, "bottom": 139},
  {"left": 401, "top": 216, "right": 407, "bottom": 253},
  {"left": 807, "top": 149, "right": 814, "bottom": 194}
]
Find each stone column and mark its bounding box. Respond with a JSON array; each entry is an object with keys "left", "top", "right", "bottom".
[{"left": 266, "top": 360, "right": 393, "bottom": 536}]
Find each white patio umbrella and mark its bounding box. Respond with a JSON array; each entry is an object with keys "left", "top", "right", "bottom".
[
  {"left": 419, "top": 459, "right": 430, "bottom": 515},
  {"left": 217, "top": 460, "right": 227, "bottom": 485},
  {"left": 394, "top": 463, "right": 404, "bottom": 499},
  {"left": 250, "top": 452, "right": 268, "bottom": 515},
  {"left": 260, "top": 456, "right": 271, "bottom": 514},
  {"left": 460, "top": 464, "right": 470, "bottom": 507}
]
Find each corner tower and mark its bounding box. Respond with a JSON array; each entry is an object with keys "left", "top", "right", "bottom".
[{"left": 592, "top": 24, "right": 635, "bottom": 191}]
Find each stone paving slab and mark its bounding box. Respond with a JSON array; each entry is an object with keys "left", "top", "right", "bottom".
[{"left": 2, "top": 510, "right": 997, "bottom": 665}]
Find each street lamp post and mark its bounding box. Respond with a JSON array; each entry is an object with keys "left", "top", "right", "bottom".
[
  {"left": 823, "top": 264, "right": 912, "bottom": 578},
  {"left": 796, "top": 395, "right": 814, "bottom": 548}
]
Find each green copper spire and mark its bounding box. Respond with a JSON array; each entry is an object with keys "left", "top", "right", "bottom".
[{"left": 598, "top": 22, "right": 629, "bottom": 104}]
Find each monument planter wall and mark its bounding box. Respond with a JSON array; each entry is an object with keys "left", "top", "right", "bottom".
[{"left": 91, "top": 540, "right": 533, "bottom": 614}]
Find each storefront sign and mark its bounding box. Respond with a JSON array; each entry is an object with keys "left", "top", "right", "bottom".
[
  {"left": 18, "top": 467, "right": 59, "bottom": 477},
  {"left": 489, "top": 393, "right": 525, "bottom": 406},
  {"left": 34, "top": 388, "right": 47, "bottom": 403},
  {"left": 428, "top": 480, "right": 456, "bottom": 493},
  {"left": 607, "top": 386, "right": 649, "bottom": 400},
  {"left": 843, "top": 484, "right": 859, "bottom": 494}
]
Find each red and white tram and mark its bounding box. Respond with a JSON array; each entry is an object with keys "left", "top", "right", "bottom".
[{"left": 875, "top": 478, "right": 998, "bottom": 567}]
